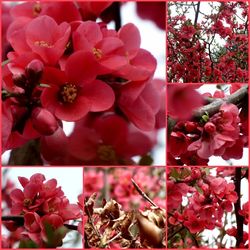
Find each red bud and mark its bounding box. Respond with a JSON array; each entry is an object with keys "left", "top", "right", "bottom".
[{"left": 31, "top": 107, "right": 58, "bottom": 135}]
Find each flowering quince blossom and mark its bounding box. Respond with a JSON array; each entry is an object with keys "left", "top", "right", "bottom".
[
  {"left": 84, "top": 167, "right": 166, "bottom": 211},
  {"left": 168, "top": 2, "right": 248, "bottom": 83},
  {"left": 167, "top": 167, "right": 249, "bottom": 248},
  {"left": 2, "top": 173, "right": 82, "bottom": 248},
  {"left": 2, "top": 1, "right": 164, "bottom": 166},
  {"left": 40, "top": 114, "right": 157, "bottom": 165},
  {"left": 168, "top": 84, "right": 248, "bottom": 165}
]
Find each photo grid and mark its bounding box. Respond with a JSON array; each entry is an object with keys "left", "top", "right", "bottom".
[{"left": 1, "top": 0, "right": 249, "bottom": 249}]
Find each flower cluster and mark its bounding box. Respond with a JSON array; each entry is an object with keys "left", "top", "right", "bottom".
[
  {"left": 84, "top": 167, "right": 166, "bottom": 210},
  {"left": 167, "top": 2, "right": 248, "bottom": 83},
  {"left": 167, "top": 84, "right": 248, "bottom": 165},
  {"left": 3, "top": 173, "right": 82, "bottom": 248},
  {"left": 167, "top": 167, "right": 249, "bottom": 248},
  {"left": 2, "top": 1, "right": 165, "bottom": 165}
]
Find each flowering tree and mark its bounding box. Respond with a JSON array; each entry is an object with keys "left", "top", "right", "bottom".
[
  {"left": 2, "top": 1, "right": 165, "bottom": 166},
  {"left": 84, "top": 167, "right": 166, "bottom": 248},
  {"left": 167, "top": 167, "right": 249, "bottom": 248},
  {"left": 2, "top": 171, "right": 83, "bottom": 248},
  {"left": 167, "top": 1, "right": 248, "bottom": 83},
  {"left": 167, "top": 84, "right": 248, "bottom": 165}
]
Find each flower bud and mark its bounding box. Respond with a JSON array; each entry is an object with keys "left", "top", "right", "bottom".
[
  {"left": 25, "top": 59, "right": 44, "bottom": 83},
  {"left": 31, "top": 107, "right": 58, "bottom": 135},
  {"left": 185, "top": 121, "right": 197, "bottom": 132},
  {"left": 204, "top": 122, "right": 216, "bottom": 134}
]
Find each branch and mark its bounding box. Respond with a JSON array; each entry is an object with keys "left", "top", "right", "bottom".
[
  {"left": 168, "top": 85, "right": 248, "bottom": 135},
  {"left": 194, "top": 2, "right": 200, "bottom": 26},
  {"left": 234, "top": 168, "right": 244, "bottom": 247},
  {"left": 194, "top": 85, "right": 248, "bottom": 118},
  {"left": 2, "top": 215, "right": 78, "bottom": 230},
  {"left": 131, "top": 179, "right": 158, "bottom": 208}
]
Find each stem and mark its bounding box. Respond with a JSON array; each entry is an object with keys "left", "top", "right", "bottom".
[
  {"left": 234, "top": 168, "right": 244, "bottom": 247},
  {"left": 131, "top": 178, "right": 158, "bottom": 208},
  {"left": 2, "top": 216, "right": 78, "bottom": 231},
  {"left": 113, "top": 2, "right": 121, "bottom": 31}
]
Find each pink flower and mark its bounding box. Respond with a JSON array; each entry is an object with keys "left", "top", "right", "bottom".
[
  {"left": 77, "top": 2, "right": 112, "bottom": 20},
  {"left": 25, "top": 15, "right": 71, "bottom": 65},
  {"left": 183, "top": 210, "right": 205, "bottom": 233},
  {"left": 188, "top": 103, "right": 240, "bottom": 159},
  {"left": 24, "top": 212, "right": 41, "bottom": 233},
  {"left": 41, "top": 51, "right": 115, "bottom": 121},
  {"left": 67, "top": 114, "right": 155, "bottom": 164},
  {"left": 73, "top": 21, "right": 127, "bottom": 73},
  {"left": 31, "top": 107, "right": 59, "bottom": 136},
  {"left": 118, "top": 80, "right": 162, "bottom": 130},
  {"left": 10, "top": 183, "right": 43, "bottom": 215}
]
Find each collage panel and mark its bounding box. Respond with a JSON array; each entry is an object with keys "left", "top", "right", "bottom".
[
  {"left": 1, "top": 167, "right": 83, "bottom": 248},
  {"left": 167, "top": 84, "right": 248, "bottom": 166},
  {"left": 167, "top": 1, "right": 248, "bottom": 83},
  {"left": 167, "top": 166, "right": 249, "bottom": 248},
  {"left": 84, "top": 166, "right": 166, "bottom": 248},
  {"left": 2, "top": 1, "right": 166, "bottom": 167}
]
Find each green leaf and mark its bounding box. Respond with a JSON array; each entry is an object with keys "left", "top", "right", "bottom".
[
  {"left": 19, "top": 240, "right": 38, "bottom": 248},
  {"left": 2, "top": 59, "right": 10, "bottom": 67}
]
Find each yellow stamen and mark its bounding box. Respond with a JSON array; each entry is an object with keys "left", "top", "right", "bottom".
[{"left": 60, "top": 84, "right": 78, "bottom": 103}]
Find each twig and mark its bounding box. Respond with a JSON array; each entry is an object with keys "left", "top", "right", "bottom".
[
  {"left": 105, "top": 232, "right": 122, "bottom": 246},
  {"left": 2, "top": 215, "right": 78, "bottom": 230},
  {"left": 131, "top": 178, "right": 158, "bottom": 208},
  {"left": 168, "top": 226, "right": 184, "bottom": 240},
  {"left": 85, "top": 204, "right": 101, "bottom": 238}
]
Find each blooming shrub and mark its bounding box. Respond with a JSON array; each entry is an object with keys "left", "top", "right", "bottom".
[
  {"left": 167, "top": 167, "right": 249, "bottom": 248},
  {"left": 167, "top": 1, "right": 248, "bottom": 83}
]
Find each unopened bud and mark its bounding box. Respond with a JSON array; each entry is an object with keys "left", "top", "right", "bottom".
[
  {"left": 185, "top": 121, "right": 197, "bottom": 132},
  {"left": 31, "top": 107, "right": 58, "bottom": 135},
  {"left": 25, "top": 59, "right": 44, "bottom": 83},
  {"left": 204, "top": 122, "right": 216, "bottom": 134}
]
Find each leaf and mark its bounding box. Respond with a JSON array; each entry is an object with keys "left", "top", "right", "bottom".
[{"left": 19, "top": 240, "right": 38, "bottom": 248}]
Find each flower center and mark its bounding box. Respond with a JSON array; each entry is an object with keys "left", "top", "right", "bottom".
[
  {"left": 60, "top": 84, "right": 78, "bottom": 103},
  {"left": 23, "top": 198, "right": 32, "bottom": 207},
  {"left": 34, "top": 40, "right": 53, "bottom": 48},
  {"left": 92, "top": 48, "right": 103, "bottom": 59},
  {"left": 97, "top": 145, "right": 116, "bottom": 162}
]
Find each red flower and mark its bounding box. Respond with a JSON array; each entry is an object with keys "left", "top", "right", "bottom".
[
  {"left": 25, "top": 15, "right": 71, "bottom": 65},
  {"left": 41, "top": 51, "right": 115, "bottom": 121},
  {"left": 10, "top": 183, "right": 43, "bottom": 215},
  {"left": 67, "top": 114, "right": 155, "bottom": 164},
  {"left": 73, "top": 21, "right": 127, "bottom": 73}
]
